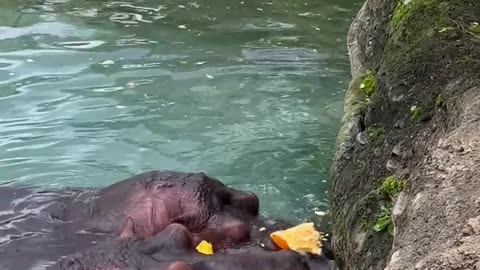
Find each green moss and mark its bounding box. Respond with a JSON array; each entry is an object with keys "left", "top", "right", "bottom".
[
  {"left": 378, "top": 175, "right": 407, "bottom": 199},
  {"left": 388, "top": 0, "right": 459, "bottom": 43},
  {"left": 335, "top": 76, "right": 369, "bottom": 159},
  {"left": 435, "top": 94, "right": 446, "bottom": 109},
  {"left": 373, "top": 204, "right": 393, "bottom": 234},
  {"left": 388, "top": 0, "right": 437, "bottom": 33},
  {"left": 387, "top": 2, "right": 477, "bottom": 123},
  {"left": 359, "top": 71, "right": 376, "bottom": 98},
  {"left": 370, "top": 176, "right": 407, "bottom": 234},
  {"left": 368, "top": 127, "right": 384, "bottom": 144},
  {"left": 410, "top": 106, "right": 423, "bottom": 121},
  {"left": 390, "top": 0, "right": 412, "bottom": 30},
  {"left": 361, "top": 218, "right": 374, "bottom": 232}
]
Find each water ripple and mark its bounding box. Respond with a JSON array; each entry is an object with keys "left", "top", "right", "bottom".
[{"left": 0, "top": 0, "right": 356, "bottom": 231}]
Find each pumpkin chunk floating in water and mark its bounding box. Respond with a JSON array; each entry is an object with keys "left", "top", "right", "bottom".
[
  {"left": 196, "top": 240, "right": 213, "bottom": 255},
  {"left": 270, "top": 222, "right": 322, "bottom": 255}
]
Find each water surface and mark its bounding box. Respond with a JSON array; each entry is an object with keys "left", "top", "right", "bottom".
[{"left": 0, "top": 0, "right": 359, "bottom": 223}]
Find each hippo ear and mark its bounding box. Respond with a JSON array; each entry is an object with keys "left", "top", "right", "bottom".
[{"left": 119, "top": 217, "right": 136, "bottom": 239}]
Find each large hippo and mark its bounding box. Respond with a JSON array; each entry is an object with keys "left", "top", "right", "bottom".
[
  {"left": 86, "top": 170, "right": 259, "bottom": 249},
  {"left": 0, "top": 170, "right": 332, "bottom": 270},
  {"left": 53, "top": 223, "right": 335, "bottom": 270}
]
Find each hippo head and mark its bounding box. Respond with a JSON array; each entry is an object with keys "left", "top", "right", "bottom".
[
  {"left": 91, "top": 170, "right": 260, "bottom": 250},
  {"left": 58, "top": 223, "right": 333, "bottom": 270}
]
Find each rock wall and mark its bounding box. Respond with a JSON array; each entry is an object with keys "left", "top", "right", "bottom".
[{"left": 331, "top": 0, "right": 480, "bottom": 269}]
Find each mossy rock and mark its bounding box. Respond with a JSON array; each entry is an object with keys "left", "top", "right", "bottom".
[
  {"left": 367, "top": 127, "right": 385, "bottom": 145},
  {"left": 360, "top": 71, "right": 376, "bottom": 98},
  {"left": 378, "top": 175, "right": 407, "bottom": 199}
]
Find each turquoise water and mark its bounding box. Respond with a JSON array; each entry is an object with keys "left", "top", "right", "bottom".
[{"left": 0, "top": 0, "right": 358, "bottom": 222}]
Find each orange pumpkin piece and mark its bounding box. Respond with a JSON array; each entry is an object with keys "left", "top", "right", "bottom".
[
  {"left": 270, "top": 222, "right": 322, "bottom": 255},
  {"left": 196, "top": 240, "right": 214, "bottom": 255}
]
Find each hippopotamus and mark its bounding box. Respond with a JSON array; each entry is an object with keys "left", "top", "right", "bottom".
[
  {"left": 87, "top": 170, "right": 259, "bottom": 249},
  {"left": 53, "top": 223, "right": 335, "bottom": 270},
  {"left": 0, "top": 170, "right": 333, "bottom": 270}
]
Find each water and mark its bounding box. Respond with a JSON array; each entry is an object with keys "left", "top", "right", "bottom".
[{"left": 0, "top": 0, "right": 359, "bottom": 223}]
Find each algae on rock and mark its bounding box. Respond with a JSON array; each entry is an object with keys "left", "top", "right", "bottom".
[
  {"left": 360, "top": 71, "right": 376, "bottom": 99},
  {"left": 378, "top": 175, "right": 406, "bottom": 199},
  {"left": 331, "top": 0, "right": 480, "bottom": 269}
]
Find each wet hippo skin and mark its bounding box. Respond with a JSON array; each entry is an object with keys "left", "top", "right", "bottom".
[
  {"left": 0, "top": 170, "right": 334, "bottom": 270},
  {"left": 52, "top": 223, "right": 335, "bottom": 270},
  {"left": 87, "top": 170, "right": 260, "bottom": 249}
]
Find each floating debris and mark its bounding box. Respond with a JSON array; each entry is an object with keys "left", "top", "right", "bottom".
[{"left": 100, "top": 60, "right": 115, "bottom": 65}]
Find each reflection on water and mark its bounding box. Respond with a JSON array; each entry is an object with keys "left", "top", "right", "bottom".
[{"left": 0, "top": 0, "right": 359, "bottom": 222}]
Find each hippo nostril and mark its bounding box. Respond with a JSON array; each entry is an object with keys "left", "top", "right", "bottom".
[
  {"left": 242, "top": 192, "right": 260, "bottom": 216},
  {"left": 226, "top": 189, "right": 260, "bottom": 216}
]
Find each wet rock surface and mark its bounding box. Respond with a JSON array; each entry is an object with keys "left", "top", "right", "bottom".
[{"left": 331, "top": 0, "right": 480, "bottom": 269}]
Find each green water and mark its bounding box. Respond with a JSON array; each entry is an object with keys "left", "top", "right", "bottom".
[{"left": 0, "top": 0, "right": 358, "bottom": 222}]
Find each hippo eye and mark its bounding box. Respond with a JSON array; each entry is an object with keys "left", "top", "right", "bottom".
[{"left": 222, "top": 194, "right": 231, "bottom": 205}]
